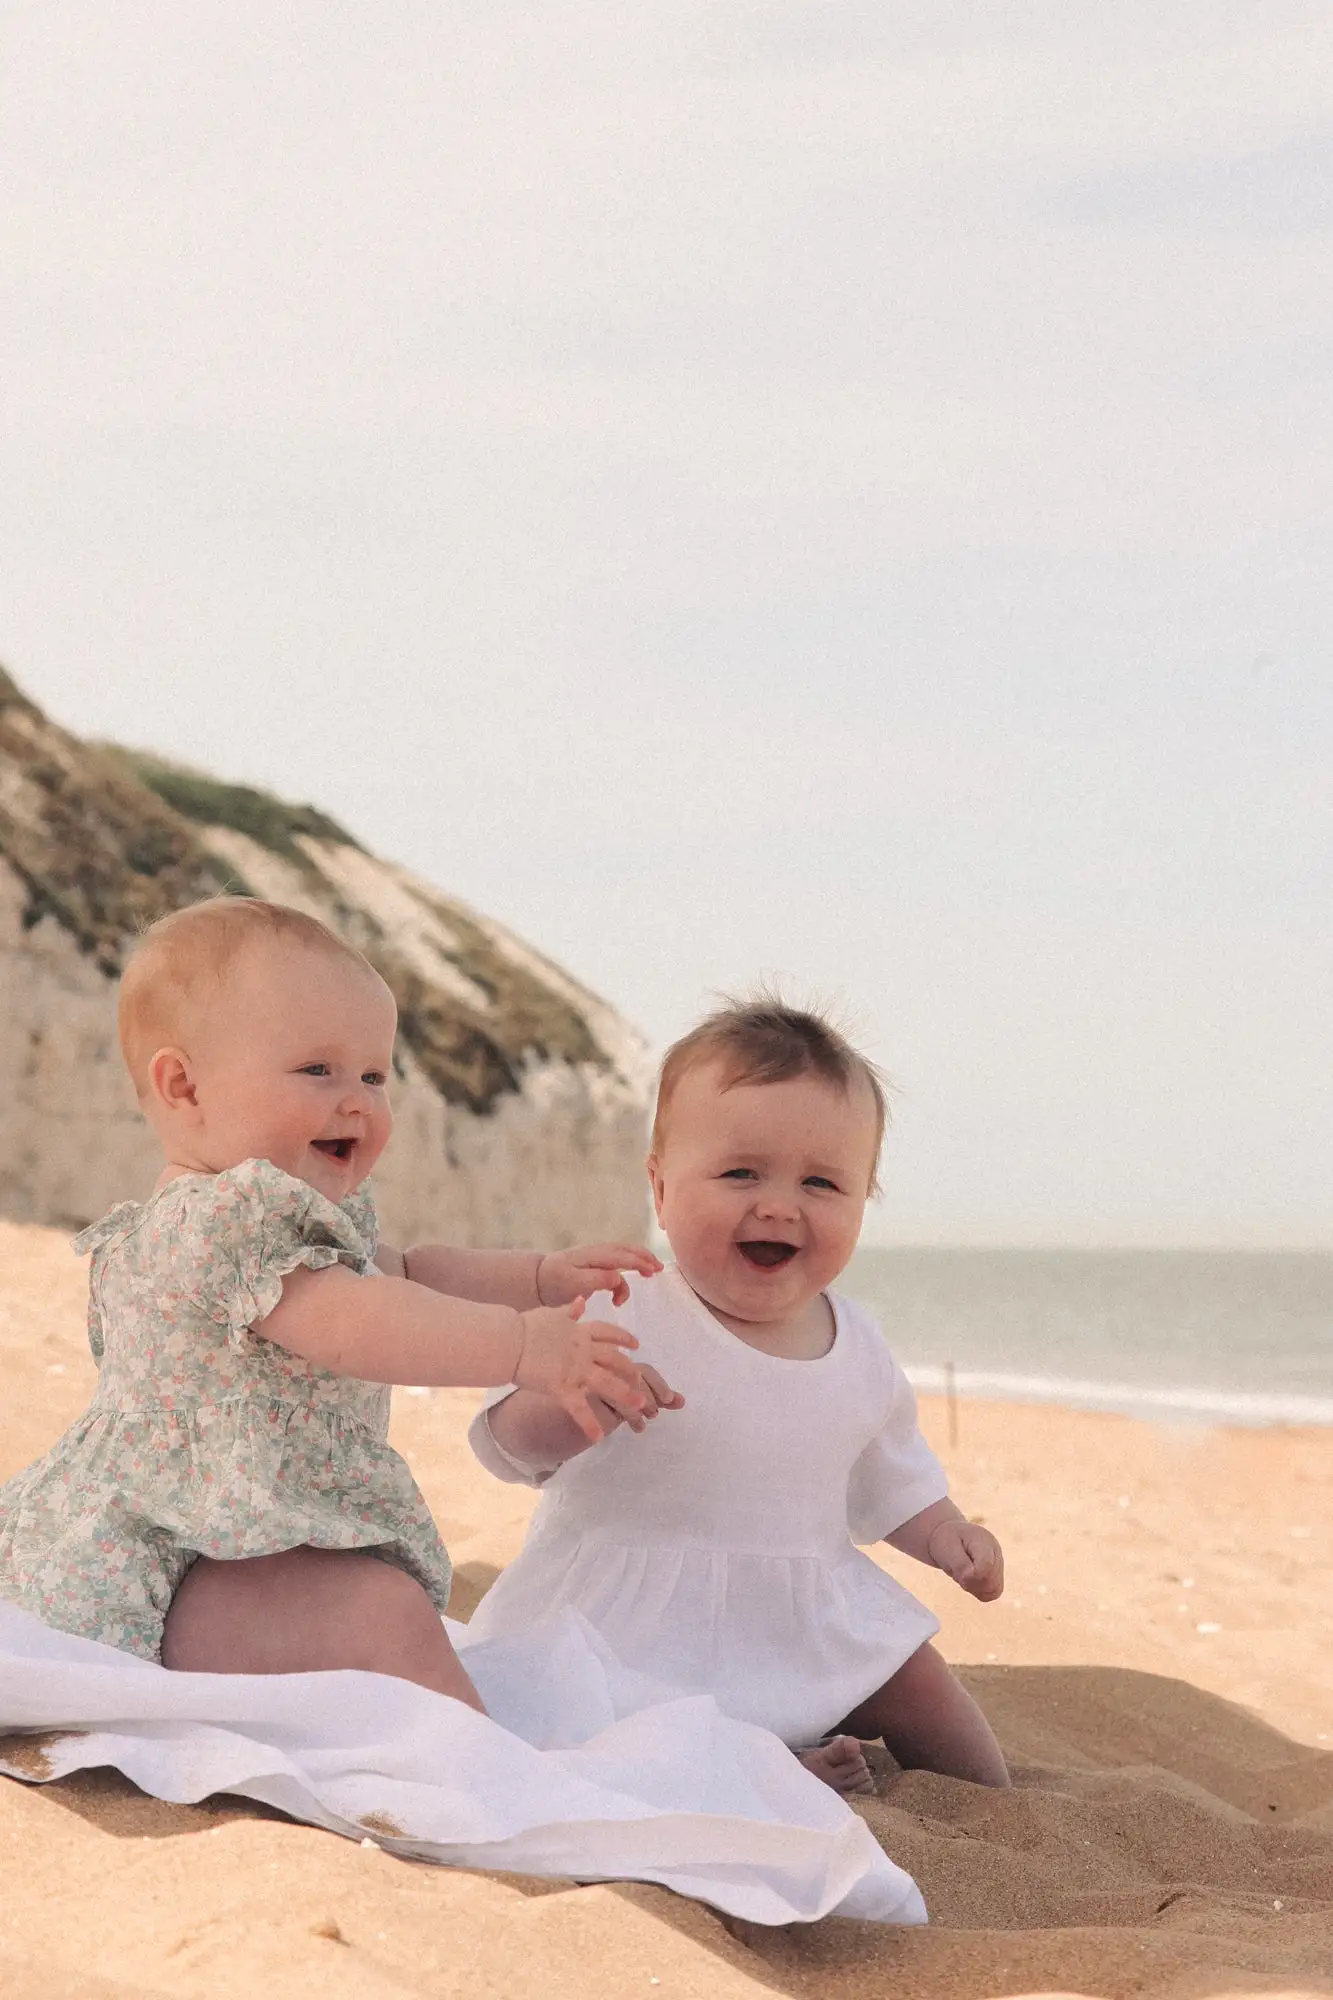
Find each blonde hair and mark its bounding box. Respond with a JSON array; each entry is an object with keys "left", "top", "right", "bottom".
[
  {"left": 118, "top": 897, "right": 380, "bottom": 1096},
  {"left": 652, "top": 997, "right": 890, "bottom": 1193}
]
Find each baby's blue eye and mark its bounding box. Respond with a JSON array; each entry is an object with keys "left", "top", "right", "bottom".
[
  {"left": 299, "top": 1063, "right": 331, "bottom": 1077},
  {"left": 720, "top": 1168, "right": 757, "bottom": 1181},
  {"left": 362, "top": 1071, "right": 387, "bottom": 1088},
  {"left": 805, "top": 1175, "right": 838, "bottom": 1191}
]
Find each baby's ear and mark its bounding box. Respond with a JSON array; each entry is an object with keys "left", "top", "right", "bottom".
[
  {"left": 645, "top": 1154, "right": 666, "bottom": 1224},
  {"left": 145, "top": 1047, "right": 199, "bottom": 1118}
]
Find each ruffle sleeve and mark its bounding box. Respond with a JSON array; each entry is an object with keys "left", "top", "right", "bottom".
[
  {"left": 339, "top": 1182, "right": 379, "bottom": 1257},
  {"left": 845, "top": 1352, "right": 949, "bottom": 1545},
  {"left": 177, "top": 1159, "right": 377, "bottom": 1348}
]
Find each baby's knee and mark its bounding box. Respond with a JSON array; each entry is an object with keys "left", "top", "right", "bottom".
[
  {"left": 347, "top": 1560, "right": 482, "bottom": 1709},
  {"left": 350, "top": 1556, "right": 432, "bottom": 1625},
  {"left": 344, "top": 1557, "right": 447, "bottom": 1658},
  {"left": 888, "top": 1640, "right": 952, "bottom": 1695}
]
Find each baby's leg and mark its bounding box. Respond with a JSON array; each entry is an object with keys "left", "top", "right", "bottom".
[
  {"left": 839, "top": 1641, "right": 1010, "bottom": 1788},
  {"left": 162, "top": 1548, "right": 484, "bottom": 1711}
]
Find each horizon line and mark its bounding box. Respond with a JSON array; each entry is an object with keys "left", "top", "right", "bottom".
[{"left": 852, "top": 1238, "right": 1333, "bottom": 1255}]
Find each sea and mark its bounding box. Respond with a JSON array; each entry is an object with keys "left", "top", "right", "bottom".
[{"left": 839, "top": 1248, "right": 1333, "bottom": 1428}]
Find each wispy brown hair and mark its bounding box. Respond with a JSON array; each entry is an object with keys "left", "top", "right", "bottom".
[
  {"left": 651, "top": 997, "right": 890, "bottom": 1193},
  {"left": 117, "top": 896, "right": 383, "bottom": 1096}
]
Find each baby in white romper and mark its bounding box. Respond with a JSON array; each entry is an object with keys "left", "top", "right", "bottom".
[
  {"left": 0, "top": 896, "right": 657, "bottom": 1705},
  {"left": 470, "top": 999, "right": 1010, "bottom": 1794}
]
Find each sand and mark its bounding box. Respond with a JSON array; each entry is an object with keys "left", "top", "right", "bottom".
[{"left": 1, "top": 1215, "right": 1330, "bottom": 1999}]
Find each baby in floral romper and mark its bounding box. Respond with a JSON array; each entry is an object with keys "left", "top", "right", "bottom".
[{"left": 0, "top": 897, "right": 658, "bottom": 1707}]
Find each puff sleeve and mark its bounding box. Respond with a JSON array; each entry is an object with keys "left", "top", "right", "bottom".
[
  {"left": 845, "top": 1349, "right": 950, "bottom": 1545},
  {"left": 177, "top": 1159, "right": 377, "bottom": 1347}
]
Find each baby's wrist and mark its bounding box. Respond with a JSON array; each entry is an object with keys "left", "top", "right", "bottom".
[
  {"left": 926, "top": 1518, "right": 961, "bottom": 1562},
  {"left": 504, "top": 1307, "right": 531, "bottom": 1385}
]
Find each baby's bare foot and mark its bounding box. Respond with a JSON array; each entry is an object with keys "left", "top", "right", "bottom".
[{"left": 797, "top": 1735, "right": 874, "bottom": 1796}]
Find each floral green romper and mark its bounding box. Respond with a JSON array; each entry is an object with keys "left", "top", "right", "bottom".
[{"left": 0, "top": 1158, "right": 452, "bottom": 1662}]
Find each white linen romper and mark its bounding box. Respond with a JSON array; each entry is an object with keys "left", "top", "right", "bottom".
[{"left": 469, "top": 1265, "right": 948, "bottom": 1747}]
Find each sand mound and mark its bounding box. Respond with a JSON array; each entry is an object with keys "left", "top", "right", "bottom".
[
  {"left": 2, "top": 1668, "right": 1330, "bottom": 1999},
  {"left": 736, "top": 1667, "right": 1333, "bottom": 1998}
]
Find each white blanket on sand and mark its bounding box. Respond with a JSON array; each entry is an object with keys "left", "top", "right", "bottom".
[{"left": 0, "top": 1603, "right": 925, "bottom": 1927}]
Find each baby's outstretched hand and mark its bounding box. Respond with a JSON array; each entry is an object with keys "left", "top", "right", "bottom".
[
  {"left": 514, "top": 1298, "right": 644, "bottom": 1442},
  {"left": 537, "top": 1243, "right": 663, "bottom": 1309},
  {"left": 927, "top": 1518, "right": 1005, "bottom": 1602},
  {"left": 621, "top": 1363, "right": 685, "bottom": 1434}
]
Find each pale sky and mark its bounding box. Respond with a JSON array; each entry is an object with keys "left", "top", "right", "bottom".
[{"left": 2, "top": 2, "right": 1329, "bottom": 1245}]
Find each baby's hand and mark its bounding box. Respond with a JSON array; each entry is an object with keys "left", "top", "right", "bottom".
[
  {"left": 927, "top": 1519, "right": 1005, "bottom": 1602},
  {"left": 514, "top": 1298, "right": 644, "bottom": 1442},
  {"left": 620, "top": 1363, "right": 685, "bottom": 1434},
  {"left": 537, "top": 1243, "right": 663, "bottom": 1310}
]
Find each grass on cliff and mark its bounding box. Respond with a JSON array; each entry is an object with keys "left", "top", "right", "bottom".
[
  {"left": 0, "top": 667, "right": 619, "bottom": 1105},
  {"left": 100, "top": 750, "right": 609, "bottom": 1108},
  {"left": 0, "top": 687, "right": 239, "bottom": 971},
  {"left": 101, "top": 749, "right": 365, "bottom": 870}
]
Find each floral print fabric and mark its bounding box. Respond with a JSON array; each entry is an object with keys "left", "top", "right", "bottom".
[{"left": 0, "top": 1159, "right": 452, "bottom": 1661}]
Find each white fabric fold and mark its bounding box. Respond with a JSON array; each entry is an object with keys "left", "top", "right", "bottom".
[{"left": 0, "top": 1602, "right": 925, "bottom": 1928}]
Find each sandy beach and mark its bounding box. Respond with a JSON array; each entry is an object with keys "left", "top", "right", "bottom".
[{"left": 1, "top": 1216, "right": 1330, "bottom": 2000}]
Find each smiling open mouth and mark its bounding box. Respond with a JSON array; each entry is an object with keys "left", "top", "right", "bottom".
[
  {"left": 737, "top": 1241, "right": 799, "bottom": 1269},
  {"left": 312, "top": 1138, "right": 356, "bottom": 1163}
]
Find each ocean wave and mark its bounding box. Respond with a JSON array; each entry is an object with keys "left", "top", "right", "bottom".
[{"left": 900, "top": 1365, "right": 1333, "bottom": 1427}]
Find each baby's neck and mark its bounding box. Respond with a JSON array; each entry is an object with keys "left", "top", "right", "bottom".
[{"left": 694, "top": 1286, "right": 836, "bottom": 1361}]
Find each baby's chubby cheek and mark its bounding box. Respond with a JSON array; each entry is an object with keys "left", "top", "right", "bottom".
[{"left": 666, "top": 1233, "right": 730, "bottom": 1297}]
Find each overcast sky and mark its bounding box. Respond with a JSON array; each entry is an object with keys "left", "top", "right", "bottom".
[{"left": 2, "top": 2, "right": 1329, "bottom": 1244}]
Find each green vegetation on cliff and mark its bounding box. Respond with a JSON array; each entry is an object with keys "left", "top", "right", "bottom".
[
  {"left": 0, "top": 667, "right": 619, "bottom": 1111},
  {"left": 0, "top": 670, "right": 238, "bottom": 972},
  {"left": 113, "top": 749, "right": 364, "bottom": 868}
]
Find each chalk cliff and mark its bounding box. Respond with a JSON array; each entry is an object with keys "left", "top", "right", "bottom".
[{"left": 0, "top": 667, "right": 651, "bottom": 1246}]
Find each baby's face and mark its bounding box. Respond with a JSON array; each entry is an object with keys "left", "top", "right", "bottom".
[
  {"left": 648, "top": 1061, "right": 877, "bottom": 1331},
  {"left": 186, "top": 940, "right": 396, "bottom": 1206}
]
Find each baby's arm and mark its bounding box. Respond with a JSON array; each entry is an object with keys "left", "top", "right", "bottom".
[
  {"left": 375, "top": 1242, "right": 662, "bottom": 1311},
  {"left": 887, "top": 1495, "right": 1005, "bottom": 1602},
  {"left": 260, "top": 1265, "right": 645, "bottom": 1441},
  {"left": 486, "top": 1366, "right": 684, "bottom": 1472}
]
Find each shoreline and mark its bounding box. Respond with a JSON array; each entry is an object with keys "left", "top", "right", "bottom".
[
  {"left": 846, "top": 1240, "right": 1333, "bottom": 1435},
  {"left": 903, "top": 1363, "right": 1333, "bottom": 1428}
]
